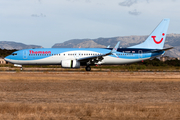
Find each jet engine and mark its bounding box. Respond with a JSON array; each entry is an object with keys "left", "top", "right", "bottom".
[{"left": 61, "top": 60, "right": 80, "bottom": 68}]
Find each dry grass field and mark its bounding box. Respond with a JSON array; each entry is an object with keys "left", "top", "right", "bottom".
[{"left": 0, "top": 72, "right": 180, "bottom": 120}]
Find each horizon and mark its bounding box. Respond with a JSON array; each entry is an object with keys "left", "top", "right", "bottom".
[{"left": 0, "top": 33, "right": 179, "bottom": 48}]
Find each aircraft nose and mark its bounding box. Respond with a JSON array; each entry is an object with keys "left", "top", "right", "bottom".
[
  {"left": 4, "top": 56, "right": 10, "bottom": 62},
  {"left": 4, "top": 57, "right": 8, "bottom": 62}
]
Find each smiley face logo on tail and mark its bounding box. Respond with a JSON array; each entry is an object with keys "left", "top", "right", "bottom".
[{"left": 151, "top": 33, "right": 165, "bottom": 44}]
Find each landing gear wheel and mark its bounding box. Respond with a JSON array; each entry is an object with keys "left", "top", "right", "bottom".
[
  {"left": 20, "top": 67, "right": 23, "bottom": 71},
  {"left": 85, "top": 66, "right": 91, "bottom": 71}
]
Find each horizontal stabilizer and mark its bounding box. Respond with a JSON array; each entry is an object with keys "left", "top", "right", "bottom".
[{"left": 152, "top": 47, "right": 174, "bottom": 53}]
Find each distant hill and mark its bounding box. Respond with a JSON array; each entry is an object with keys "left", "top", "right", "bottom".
[
  {"left": 0, "top": 41, "right": 43, "bottom": 50},
  {"left": 52, "top": 33, "right": 180, "bottom": 58}
]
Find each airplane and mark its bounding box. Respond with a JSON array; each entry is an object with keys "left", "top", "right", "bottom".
[{"left": 4, "top": 18, "right": 173, "bottom": 71}]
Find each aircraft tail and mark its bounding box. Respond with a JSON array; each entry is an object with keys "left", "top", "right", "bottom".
[{"left": 129, "top": 19, "right": 170, "bottom": 49}]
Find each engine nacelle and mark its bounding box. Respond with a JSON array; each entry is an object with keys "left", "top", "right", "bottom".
[{"left": 61, "top": 60, "right": 80, "bottom": 68}]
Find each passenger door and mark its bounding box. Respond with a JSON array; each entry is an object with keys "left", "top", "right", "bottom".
[
  {"left": 138, "top": 50, "right": 143, "bottom": 59},
  {"left": 23, "top": 51, "right": 28, "bottom": 59}
]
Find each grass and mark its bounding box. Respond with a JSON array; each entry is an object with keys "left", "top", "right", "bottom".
[
  {"left": 0, "top": 103, "right": 180, "bottom": 120},
  {"left": 0, "top": 72, "right": 180, "bottom": 119}
]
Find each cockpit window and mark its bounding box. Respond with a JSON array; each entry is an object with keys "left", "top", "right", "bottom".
[{"left": 12, "top": 53, "right": 17, "bottom": 56}]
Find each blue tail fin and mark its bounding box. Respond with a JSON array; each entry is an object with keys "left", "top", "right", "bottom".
[{"left": 129, "top": 19, "right": 170, "bottom": 49}]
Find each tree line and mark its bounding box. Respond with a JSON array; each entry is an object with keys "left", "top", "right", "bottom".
[
  {"left": 0, "top": 49, "right": 17, "bottom": 58},
  {"left": 136, "top": 58, "right": 180, "bottom": 67}
]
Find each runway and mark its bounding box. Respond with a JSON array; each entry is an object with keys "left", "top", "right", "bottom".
[{"left": 1, "top": 66, "right": 180, "bottom": 73}]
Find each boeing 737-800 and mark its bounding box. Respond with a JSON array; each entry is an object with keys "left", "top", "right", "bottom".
[{"left": 4, "top": 19, "right": 173, "bottom": 71}]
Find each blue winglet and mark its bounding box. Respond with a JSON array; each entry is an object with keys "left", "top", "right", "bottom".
[{"left": 111, "top": 41, "right": 120, "bottom": 53}]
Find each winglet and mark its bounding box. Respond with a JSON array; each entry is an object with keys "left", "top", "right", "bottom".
[
  {"left": 111, "top": 41, "right": 120, "bottom": 53},
  {"left": 107, "top": 45, "right": 110, "bottom": 48}
]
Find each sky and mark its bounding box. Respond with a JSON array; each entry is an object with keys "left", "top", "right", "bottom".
[{"left": 0, "top": 0, "right": 180, "bottom": 48}]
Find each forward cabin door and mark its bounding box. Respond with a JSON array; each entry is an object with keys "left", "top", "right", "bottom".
[{"left": 23, "top": 51, "right": 28, "bottom": 59}]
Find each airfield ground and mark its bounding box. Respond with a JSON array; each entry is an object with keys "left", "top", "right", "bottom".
[{"left": 0, "top": 72, "right": 180, "bottom": 120}]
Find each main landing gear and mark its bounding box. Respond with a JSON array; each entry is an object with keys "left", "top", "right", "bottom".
[{"left": 85, "top": 66, "right": 91, "bottom": 71}]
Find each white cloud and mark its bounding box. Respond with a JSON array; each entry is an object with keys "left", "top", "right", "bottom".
[
  {"left": 119, "top": 0, "right": 150, "bottom": 7},
  {"left": 119, "top": 0, "right": 138, "bottom": 7},
  {"left": 128, "top": 9, "right": 141, "bottom": 16},
  {"left": 31, "top": 13, "right": 46, "bottom": 17}
]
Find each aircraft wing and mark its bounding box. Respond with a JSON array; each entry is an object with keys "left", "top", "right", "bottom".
[
  {"left": 77, "top": 42, "right": 120, "bottom": 62},
  {"left": 77, "top": 52, "right": 111, "bottom": 62}
]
